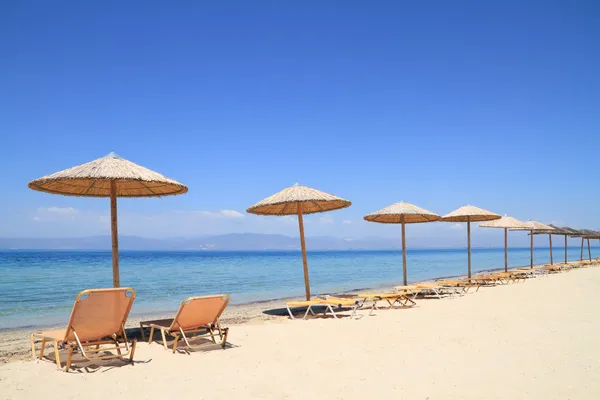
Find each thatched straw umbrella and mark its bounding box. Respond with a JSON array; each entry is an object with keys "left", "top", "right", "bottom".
[
  {"left": 558, "top": 226, "right": 584, "bottom": 262},
  {"left": 479, "top": 215, "right": 528, "bottom": 272},
  {"left": 364, "top": 201, "right": 440, "bottom": 285},
  {"left": 546, "top": 225, "right": 571, "bottom": 264},
  {"left": 440, "top": 205, "right": 501, "bottom": 278},
  {"left": 511, "top": 221, "right": 554, "bottom": 268},
  {"left": 579, "top": 230, "right": 600, "bottom": 261},
  {"left": 533, "top": 224, "right": 570, "bottom": 265},
  {"left": 529, "top": 227, "right": 564, "bottom": 265},
  {"left": 28, "top": 152, "right": 187, "bottom": 287},
  {"left": 246, "top": 184, "right": 351, "bottom": 300}
]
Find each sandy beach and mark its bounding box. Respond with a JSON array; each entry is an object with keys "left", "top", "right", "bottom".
[{"left": 1, "top": 265, "right": 600, "bottom": 399}]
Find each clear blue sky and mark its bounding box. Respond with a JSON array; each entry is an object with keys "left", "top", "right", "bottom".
[{"left": 1, "top": 1, "right": 598, "bottom": 245}]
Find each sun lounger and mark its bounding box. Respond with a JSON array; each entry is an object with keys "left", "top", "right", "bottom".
[
  {"left": 415, "top": 283, "right": 462, "bottom": 298},
  {"left": 393, "top": 283, "right": 457, "bottom": 299},
  {"left": 286, "top": 296, "right": 360, "bottom": 320},
  {"left": 140, "top": 294, "right": 230, "bottom": 353},
  {"left": 31, "top": 288, "right": 137, "bottom": 372},
  {"left": 541, "top": 265, "right": 564, "bottom": 273},
  {"left": 436, "top": 279, "right": 481, "bottom": 293},
  {"left": 392, "top": 285, "right": 423, "bottom": 299},
  {"left": 352, "top": 292, "right": 416, "bottom": 315},
  {"left": 467, "top": 274, "right": 506, "bottom": 285}
]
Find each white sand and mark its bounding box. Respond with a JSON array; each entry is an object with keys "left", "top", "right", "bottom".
[{"left": 1, "top": 267, "right": 600, "bottom": 399}]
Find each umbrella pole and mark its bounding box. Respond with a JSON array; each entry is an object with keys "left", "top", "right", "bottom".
[
  {"left": 504, "top": 228, "right": 508, "bottom": 272},
  {"left": 549, "top": 234, "right": 553, "bottom": 265},
  {"left": 588, "top": 238, "right": 592, "bottom": 261},
  {"left": 467, "top": 218, "right": 471, "bottom": 278},
  {"left": 401, "top": 218, "right": 407, "bottom": 286},
  {"left": 580, "top": 238, "right": 584, "bottom": 261},
  {"left": 564, "top": 235, "right": 567, "bottom": 264},
  {"left": 110, "top": 181, "right": 120, "bottom": 288},
  {"left": 297, "top": 204, "right": 311, "bottom": 300},
  {"left": 530, "top": 230, "right": 533, "bottom": 269}
]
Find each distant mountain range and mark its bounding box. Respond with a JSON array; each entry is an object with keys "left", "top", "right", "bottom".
[{"left": 0, "top": 234, "right": 406, "bottom": 251}]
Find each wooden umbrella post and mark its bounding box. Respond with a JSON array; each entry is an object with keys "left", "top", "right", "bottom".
[
  {"left": 297, "top": 204, "right": 311, "bottom": 300},
  {"left": 467, "top": 217, "right": 471, "bottom": 278},
  {"left": 580, "top": 238, "right": 584, "bottom": 261},
  {"left": 110, "top": 181, "right": 120, "bottom": 288},
  {"left": 504, "top": 228, "right": 508, "bottom": 272},
  {"left": 530, "top": 230, "right": 534, "bottom": 269},
  {"left": 401, "top": 217, "right": 407, "bottom": 286},
  {"left": 587, "top": 238, "right": 592, "bottom": 261},
  {"left": 564, "top": 235, "right": 568, "bottom": 264},
  {"left": 549, "top": 234, "right": 553, "bottom": 265}
]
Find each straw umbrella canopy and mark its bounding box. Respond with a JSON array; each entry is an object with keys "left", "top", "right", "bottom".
[
  {"left": 440, "top": 205, "right": 501, "bottom": 278},
  {"left": 579, "top": 229, "right": 600, "bottom": 261},
  {"left": 544, "top": 225, "right": 572, "bottom": 264},
  {"left": 479, "top": 215, "right": 528, "bottom": 272},
  {"left": 561, "top": 226, "right": 584, "bottom": 260},
  {"left": 28, "top": 152, "right": 188, "bottom": 287},
  {"left": 364, "top": 201, "right": 440, "bottom": 285},
  {"left": 528, "top": 225, "right": 569, "bottom": 265},
  {"left": 246, "top": 184, "right": 351, "bottom": 300},
  {"left": 511, "top": 221, "right": 554, "bottom": 268}
]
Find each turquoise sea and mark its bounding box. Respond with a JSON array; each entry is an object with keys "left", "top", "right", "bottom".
[{"left": 1, "top": 246, "right": 598, "bottom": 329}]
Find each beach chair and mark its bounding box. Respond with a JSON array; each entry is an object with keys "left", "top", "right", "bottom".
[
  {"left": 30, "top": 288, "right": 137, "bottom": 372},
  {"left": 436, "top": 279, "right": 481, "bottom": 293},
  {"left": 140, "top": 294, "right": 230, "bottom": 353},
  {"left": 286, "top": 296, "right": 360, "bottom": 320},
  {"left": 416, "top": 283, "right": 462, "bottom": 298},
  {"left": 467, "top": 274, "right": 504, "bottom": 285},
  {"left": 394, "top": 283, "right": 456, "bottom": 299},
  {"left": 541, "top": 265, "right": 563, "bottom": 273},
  {"left": 352, "top": 292, "right": 416, "bottom": 315},
  {"left": 393, "top": 285, "right": 423, "bottom": 299}
]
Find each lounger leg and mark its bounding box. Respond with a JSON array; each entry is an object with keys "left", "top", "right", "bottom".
[
  {"left": 140, "top": 323, "right": 146, "bottom": 341},
  {"left": 172, "top": 335, "right": 179, "bottom": 353},
  {"left": 215, "top": 321, "right": 224, "bottom": 340},
  {"left": 404, "top": 296, "right": 416, "bottom": 306},
  {"left": 129, "top": 340, "right": 137, "bottom": 362},
  {"left": 369, "top": 302, "right": 376, "bottom": 316},
  {"left": 66, "top": 346, "right": 73, "bottom": 372},
  {"left": 327, "top": 305, "right": 338, "bottom": 319},
  {"left": 209, "top": 326, "right": 217, "bottom": 344},
  {"left": 111, "top": 335, "right": 123, "bottom": 356},
  {"left": 303, "top": 306, "right": 312, "bottom": 320},
  {"left": 149, "top": 326, "right": 155, "bottom": 344},
  {"left": 39, "top": 338, "right": 47, "bottom": 360},
  {"left": 31, "top": 335, "right": 36, "bottom": 360},
  {"left": 220, "top": 328, "right": 229, "bottom": 349},
  {"left": 286, "top": 306, "right": 295, "bottom": 319},
  {"left": 160, "top": 329, "right": 168, "bottom": 349},
  {"left": 53, "top": 340, "right": 61, "bottom": 369}
]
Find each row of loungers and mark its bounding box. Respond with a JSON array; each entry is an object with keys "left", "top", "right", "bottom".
[
  {"left": 31, "top": 289, "right": 231, "bottom": 372},
  {"left": 286, "top": 259, "right": 598, "bottom": 320},
  {"left": 30, "top": 259, "right": 598, "bottom": 371}
]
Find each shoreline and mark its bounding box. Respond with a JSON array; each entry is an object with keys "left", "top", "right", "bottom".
[
  {"left": 0, "top": 260, "right": 539, "bottom": 333},
  {"left": 0, "top": 260, "right": 585, "bottom": 363},
  {"left": 2, "top": 263, "right": 599, "bottom": 399}
]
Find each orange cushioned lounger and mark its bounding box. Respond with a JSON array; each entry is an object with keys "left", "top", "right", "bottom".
[
  {"left": 140, "top": 294, "right": 230, "bottom": 353},
  {"left": 31, "top": 288, "right": 137, "bottom": 372}
]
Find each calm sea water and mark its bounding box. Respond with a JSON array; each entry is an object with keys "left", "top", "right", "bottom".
[{"left": 1, "top": 246, "right": 598, "bottom": 329}]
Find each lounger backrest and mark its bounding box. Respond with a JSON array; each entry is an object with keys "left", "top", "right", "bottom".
[
  {"left": 170, "top": 294, "right": 230, "bottom": 331},
  {"left": 64, "top": 288, "right": 136, "bottom": 342}
]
